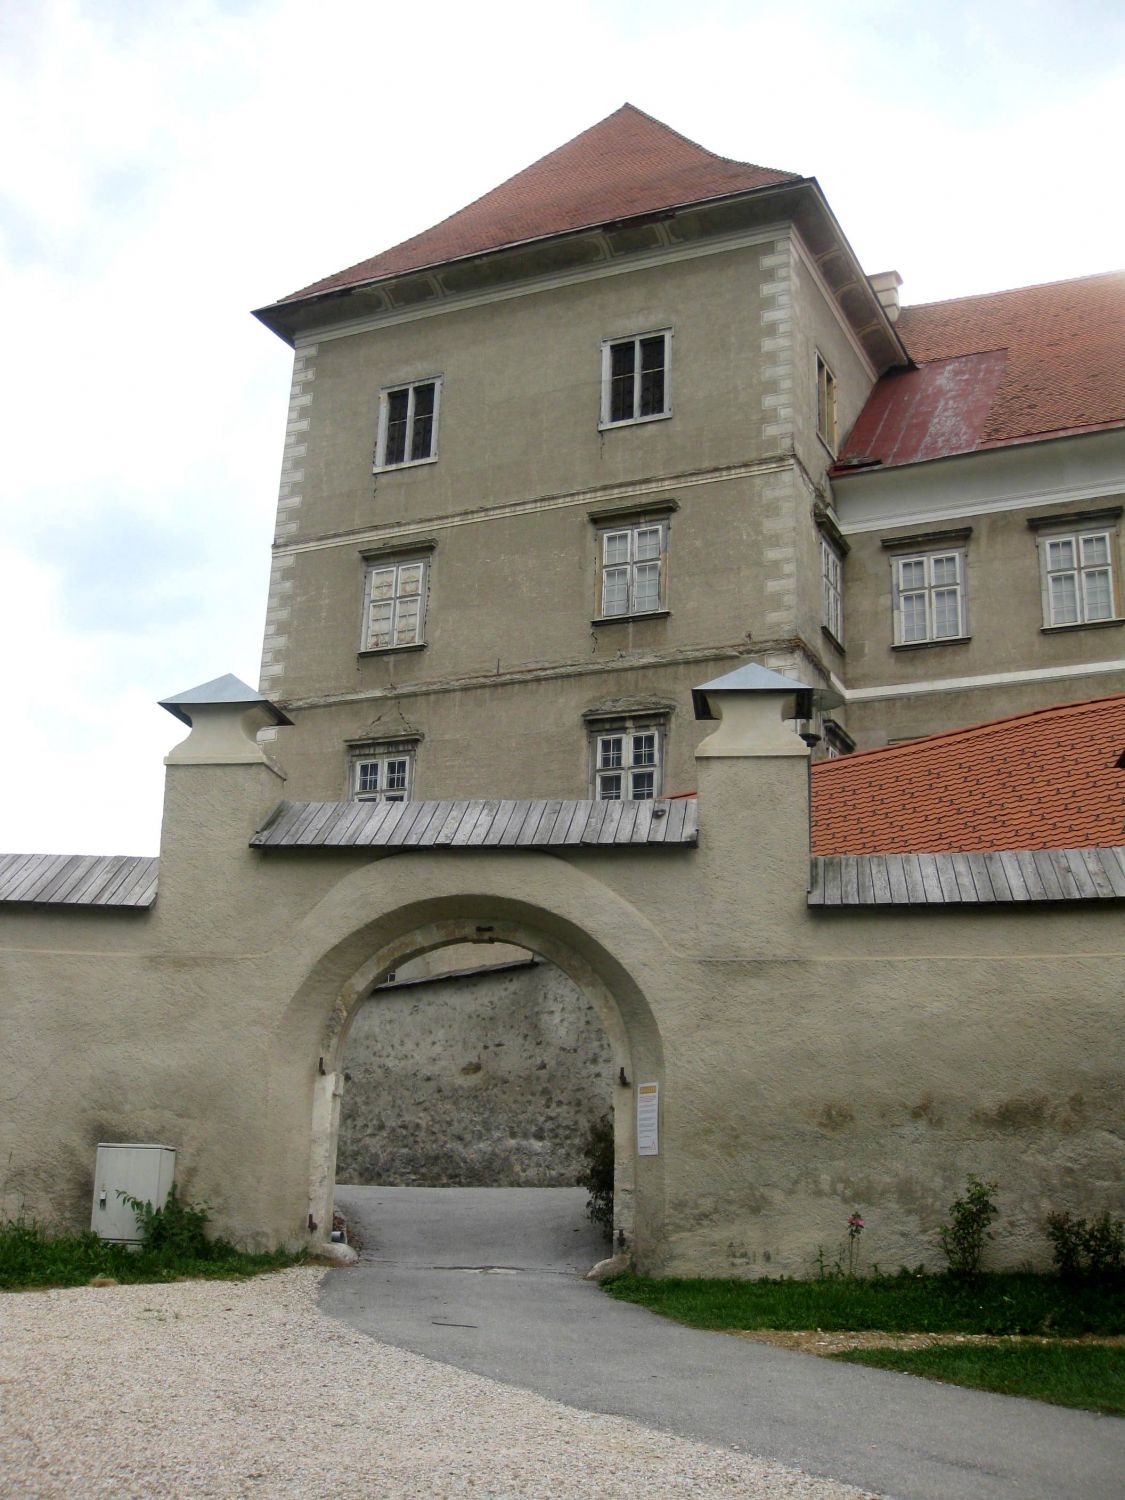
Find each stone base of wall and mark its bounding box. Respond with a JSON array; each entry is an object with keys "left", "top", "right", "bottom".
[{"left": 335, "top": 957, "right": 613, "bottom": 1186}]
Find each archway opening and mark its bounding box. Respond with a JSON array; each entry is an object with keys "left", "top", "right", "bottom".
[
  {"left": 292, "top": 889, "right": 665, "bottom": 1271},
  {"left": 330, "top": 936, "right": 618, "bottom": 1270}
]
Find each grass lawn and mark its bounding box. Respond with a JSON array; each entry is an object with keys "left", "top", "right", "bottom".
[
  {"left": 0, "top": 1220, "right": 303, "bottom": 1290},
  {"left": 603, "top": 1270, "right": 1124, "bottom": 1413},
  {"left": 603, "top": 1269, "right": 1124, "bottom": 1336},
  {"left": 831, "top": 1342, "right": 1125, "bottom": 1416}
]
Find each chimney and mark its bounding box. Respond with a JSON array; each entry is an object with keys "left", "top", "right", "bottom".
[{"left": 869, "top": 270, "right": 903, "bottom": 322}]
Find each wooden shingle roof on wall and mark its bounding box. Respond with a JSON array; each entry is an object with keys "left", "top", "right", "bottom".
[
  {"left": 809, "top": 846, "right": 1125, "bottom": 906},
  {"left": 0, "top": 853, "right": 158, "bottom": 908},
  {"left": 250, "top": 796, "right": 699, "bottom": 851}
]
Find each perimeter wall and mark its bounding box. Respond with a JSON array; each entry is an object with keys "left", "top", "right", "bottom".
[{"left": 1, "top": 707, "right": 1121, "bottom": 1277}]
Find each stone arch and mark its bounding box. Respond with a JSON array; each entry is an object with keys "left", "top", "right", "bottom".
[{"left": 272, "top": 853, "right": 668, "bottom": 1265}]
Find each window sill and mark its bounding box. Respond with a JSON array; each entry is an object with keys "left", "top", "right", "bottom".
[
  {"left": 372, "top": 455, "right": 439, "bottom": 475},
  {"left": 598, "top": 411, "right": 672, "bottom": 432},
  {"left": 358, "top": 642, "right": 428, "bottom": 658},
  {"left": 592, "top": 610, "right": 671, "bottom": 625},
  {"left": 821, "top": 625, "right": 845, "bottom": 654},
  {"left": 1040, "top": 617, "right": 1124, "bottom": 634},
  {"left": 891, "top": 634, "right": 972, "bottom": 651}
]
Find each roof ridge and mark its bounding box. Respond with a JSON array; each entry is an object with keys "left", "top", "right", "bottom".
[
  {"left": 902, "top": 268, "right": 1125, "bottom": 315},
  {"left": 618, "top": 101, "right": 799, "bottom": 179},
  {"left": 814, "top": 693, "right": 1125, "bottom": 772}
]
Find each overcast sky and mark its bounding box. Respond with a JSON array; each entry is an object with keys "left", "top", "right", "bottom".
[{"left": 3, "top": 0, "right": 1123, "bottom": 855}]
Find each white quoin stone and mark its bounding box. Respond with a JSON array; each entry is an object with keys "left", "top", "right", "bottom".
[{"left": 692, "top": 664, "right": 811, "bottom": 759}]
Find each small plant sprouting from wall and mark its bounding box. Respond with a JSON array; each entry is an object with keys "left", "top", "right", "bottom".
[
  {"left": 1045, "top": 1210, "right": 1124, "bottom": 1281},
  {"left": 577, "top": 1112, "right": 614, "bottom": 1237},
  {"left": 938, "top": 1175, "right": 999, "bottom": 1277}
]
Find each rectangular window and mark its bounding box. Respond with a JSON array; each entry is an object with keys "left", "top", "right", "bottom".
[
  {"left": 374, "top": 378, "right": 440, "bottom": 469},
  {"left": 349, "top": 746, "right": 415, "bottom": 803},
  {"left": 590, "top": 721, "right": 664, "bottom": 800},
  {"left": 362, "top": 557, "right": 428, "bottom": 651},
  {"left": 1042, "top": 530, "right": 1117, "bottom": 626},
  {"left": 816, "top": 353, "right": 838, "bottom": 453},
  {"left": 892, "top": 550, "right": 967, "bottom": 644},
  {"left": 600, "top": 332, "right": 671, "bottom": 427},
  {"left": 597, "top": 521, "right": 667, "bottom": 618},
  {"left": 821, "top": 537, "right": 844, "bottom": 644}
]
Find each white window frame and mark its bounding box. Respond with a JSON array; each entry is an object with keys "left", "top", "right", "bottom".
[
  {"left": 595, "top": 519, "right": 668, "bottom": 619},
  {"left": 599, "top": 330, "right": 672, "bottom": 429},
  {"left": 891, "top": 549, "right": 968, "bottom": 645},
  {"left": 1037, "top": 527, "right": 1119, "bottom": 628},
  {"left": 588, "top": 718, "right": 665, "bottom": 801},
  {"left": 373, "top": 376, "right": 442, "bottom": 471},
  {"left": 816, "top": 352, "right": 838, "bottom": 454},
  {"left": 821, "top": 536, "right": 844, "bottom": 645},
  {"left": 361, "top": 556, "right": 429, "bottom": 652},
  {"left": 348, "top": 742, "right": 416, "bottom": 803}
]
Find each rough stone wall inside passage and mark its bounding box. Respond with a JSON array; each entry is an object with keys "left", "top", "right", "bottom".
[{"left": 335, "top": 960, "right": 614, "bottom": 1186}]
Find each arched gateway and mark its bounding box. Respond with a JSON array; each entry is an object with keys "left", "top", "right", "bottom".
[{"left": 276, "top": 863, "right": 669, "bottom": 1261}]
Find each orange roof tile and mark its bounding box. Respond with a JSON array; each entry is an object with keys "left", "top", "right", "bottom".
[
  {"left": 840, "top": 272, "right": 1125, "bottom": 467},
  {"left": 276, "top": 105, "right": 799, "bottom": 304},
  {"left": 811, "top": 695, "right": 1125, "bottom": 855}
]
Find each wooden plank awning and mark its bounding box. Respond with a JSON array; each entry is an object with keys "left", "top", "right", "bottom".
[
  {"left": 250, "top": 797, "right": 699, "bottom": 852},
  {"left": 808, "top": 847, "right": 1125, "bottom": 906},
  {"left": 0, "top": 853, "right": 158, "bottom": 908}
]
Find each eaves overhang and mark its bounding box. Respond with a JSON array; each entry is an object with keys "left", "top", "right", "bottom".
[{"left": 253, "top": 178, "right": 907, "bottom": 372}]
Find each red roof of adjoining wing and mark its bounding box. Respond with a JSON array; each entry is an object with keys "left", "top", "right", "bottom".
[
  {"left": 278, "top": 105, "right": 799, "bottom": 304},
  {"left": 838, "top": 271, "right": 1125, "bottom": 467},
  {"left": 839, "top": 349, "right": 1008, "bottom": 467},
  {"left": 811, "top": 696, "right": 1125, "bottom": 855}
]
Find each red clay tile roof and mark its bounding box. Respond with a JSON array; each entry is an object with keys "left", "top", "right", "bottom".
[
  {"left": 811, "top": 695, "right": 1125, "bottom": 855},
  {"left": 838, "top": 271, "right": 1125, "bottom": 468},
  {"left": 278, "top": 105, "right": 799, "bottom": 304}
]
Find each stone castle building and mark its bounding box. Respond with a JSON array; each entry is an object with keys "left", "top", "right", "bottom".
[{"left": 247, "top": 106, "right": 1125, "bottom": 1190}]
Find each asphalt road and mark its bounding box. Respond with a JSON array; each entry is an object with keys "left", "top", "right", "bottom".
[{"left": 321, "top": 1185, "right": 1124, "bottom": 1500}]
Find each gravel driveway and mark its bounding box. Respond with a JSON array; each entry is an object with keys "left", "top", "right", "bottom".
[{"left": 1, "top": 1267, "right": 882, "bottom": 1499}]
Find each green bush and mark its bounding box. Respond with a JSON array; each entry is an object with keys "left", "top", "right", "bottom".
[
  {"left": 1046, "top": 1210, "right": 1125, "bottom": 1281},
  {"left": 938, "top": 1174, "right": 998, "bottom": 1277},
  {"left": 577, "top": 1113, "right": 614, "bottom": 1234},
  {"left": 119, "top": 1184, "right": 213, "bottom": 1258}
]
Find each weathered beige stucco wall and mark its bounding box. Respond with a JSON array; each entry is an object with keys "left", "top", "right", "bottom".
[{"left": 2, "top": 725, "right": 1121, "bottom": 1276}]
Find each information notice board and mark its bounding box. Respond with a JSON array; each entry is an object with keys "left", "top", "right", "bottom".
[{"left": 636, "top": 1081, "right": 659, "bottom": 1156}]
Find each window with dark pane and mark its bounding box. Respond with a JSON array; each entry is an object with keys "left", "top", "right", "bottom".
[
  {"left": 602, "top": 332, "right": 669, "bottom": 426},
  {"left": 376, "top": 378, "right": 440, "bottom": 468},
  {"left": 609, "top": 342, "right": 636, "bottom": 423},
  {"left": 409, "top": 382, "right": 436, "bottom": 461},
  {"left": 638, "top": 337, "right": 665, "bottom": 417},
  {"left": 384, "top": 388, "right": 410, "bottom": 465}
]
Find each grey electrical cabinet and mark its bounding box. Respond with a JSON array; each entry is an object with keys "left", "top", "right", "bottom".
[{"left": 90, "top": 1143, "right": 177, "bottom": 1244}]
